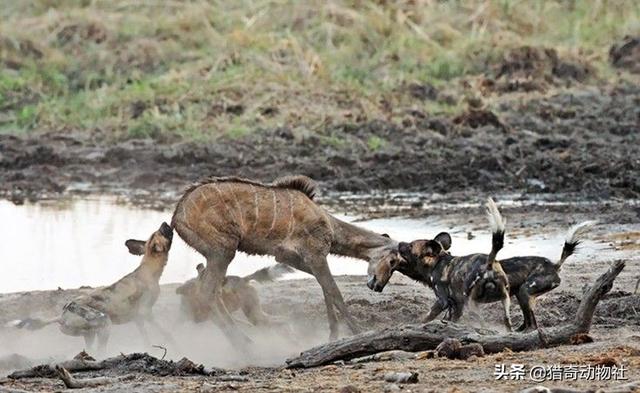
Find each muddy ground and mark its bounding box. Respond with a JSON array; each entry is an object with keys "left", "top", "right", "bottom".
[
  {"left": 0, "top": 205, "right": 639, "bottom": 392},
  {"left": 1, "top": 80, "right": 639, "bottom": 208}
]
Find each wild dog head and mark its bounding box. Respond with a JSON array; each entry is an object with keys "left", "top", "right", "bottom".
[
  {"left": 125, "top": 222, "right": 174, "bottom": 257},
  {"left": 398, "top": 232, "right": 452, "bottom": 269},
  {"left": 366, "top": 234, "right": 407, "bottom": 293}
]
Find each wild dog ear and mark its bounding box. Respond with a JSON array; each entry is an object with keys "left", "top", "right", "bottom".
[
  {"left": 425, "top": 241, "right": 442, "bottom": 256},
  {"left": 125, "top": 239, "right": 146, "bottom": 255},
  {"left": 434, "top": 232, "right": 452, "bottom": 251}
]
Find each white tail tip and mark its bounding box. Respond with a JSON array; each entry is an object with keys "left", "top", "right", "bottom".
[
  {"left": 565, "top": 220, "right": 597, "bottom": 245},
  {"left": 4, "top": 320, "right": 22, "bottom": 328},
  {"left": 485, "top": 198, "right": 505, "bottom": 233}
]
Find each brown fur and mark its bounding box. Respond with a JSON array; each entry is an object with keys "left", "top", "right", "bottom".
[
  {"left": 176, "top": 263, "right": 293, "bottom": 331},
  {"left": 171, "top": 175, "right": 400, "bottom": 341},
  {"left": 12, "top": 223, "right": 176, "bottom": 352}
]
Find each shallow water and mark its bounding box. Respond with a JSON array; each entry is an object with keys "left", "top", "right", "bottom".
[{"left": 0, "top": 197, "right": 600, "bottom": 293}]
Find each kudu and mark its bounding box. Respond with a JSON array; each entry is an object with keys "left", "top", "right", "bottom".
[{"left": 171, "top": 175, "right": 401, "bottom": 342}]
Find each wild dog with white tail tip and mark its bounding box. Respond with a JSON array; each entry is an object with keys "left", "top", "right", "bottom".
[
  {"left": 7, "top": 222, "right": 175, "bottom": 352},
  {"left": 368, "top": 198, "right": 513, "bottom": 330},
  {"left": 395, "top": 202, "right": 596, "bottom": 332}
]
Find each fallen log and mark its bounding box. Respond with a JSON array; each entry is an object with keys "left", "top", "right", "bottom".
[
  {"left": 286, "top": 260, "right": 625, "bottom": 368},
  {"left": 55, "top": 365, "right": 134, "bottom": 389},
  {"left": 8, "top": 353, "right": 218, "bottom": 379}
]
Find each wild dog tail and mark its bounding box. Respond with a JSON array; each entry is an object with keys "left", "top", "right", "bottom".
[
  {"left": 485, "top": 197, "right": 505, "bottom": 270},
  {"left": 556, "top": 221, "right": 596, "bottom": 270},
  {"left": 5, "top": 317, "right": 60, "bottom": 330},
  {"left": 242, "top": 263, "right": 295, "bottom": 283}
]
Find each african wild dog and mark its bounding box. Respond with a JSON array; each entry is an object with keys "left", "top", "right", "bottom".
[
  {"left": 8, "top": 223, "right": 175, "bottom": 351},
  {"left": 171, "top": 175, "right": 403, "bottom": 342},
  {"left": 396, "top": 198, "right": 513, "bottom": 330},
  {"left": 176, "top": 263, "right": 294, "bottom": 329},
  {"left": 396, "top": 204, "right": 595, "bottom": 331}
]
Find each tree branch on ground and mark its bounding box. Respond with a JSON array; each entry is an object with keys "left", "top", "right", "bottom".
[{"left": 286, "top": 260, "right": 626, "bottom": 368}]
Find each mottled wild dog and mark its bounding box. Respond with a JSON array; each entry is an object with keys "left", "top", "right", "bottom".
[
  {"left": 396, "top": 206, "right": 595, "bottom": 331},
  {"left": 176, "top": 263, "right": 294, "bottom": 328},
  {"left": 8, "top": 223, "right": 175, "bottom": 351},
  {"left": 171, "top": 175, "right": 402, "bottom": 341},
  {"left": 395, "top": 198, "right": 514, "bottom": 330}
]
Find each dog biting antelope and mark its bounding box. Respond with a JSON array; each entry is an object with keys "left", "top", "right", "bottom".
[
  {"left": 7, "top": 222, "right": 176, "bottom": 352},
  {"left": 170, "top": 175, "right": 403, "bottom": 342},
  {"left": 393, "top": 198, "right": 514, "bottom": 330},
  {"left": 176, "top": 262, "right": 294, "bottom": 330},
  {"left": 394, "top": 201, "right": 595, "bottom": 332}
]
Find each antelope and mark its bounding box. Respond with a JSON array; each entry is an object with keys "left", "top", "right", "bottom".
[{"left": 170, "top": 175, "right": 402, "bottom": 342}]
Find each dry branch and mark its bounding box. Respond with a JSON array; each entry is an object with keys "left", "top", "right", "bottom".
[
  {"left": 55, "top": 365, "right": 134, "bottom": 389},
  {"left": 8, "top": 353, "right": 215, "bottom": 379},
  {"left": 286, "top": 260, "right": 626, "bottom": 368}
]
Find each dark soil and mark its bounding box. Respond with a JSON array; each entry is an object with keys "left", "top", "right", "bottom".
[{"left": 1, "top": 81, "right": 639, "bottom": 207}]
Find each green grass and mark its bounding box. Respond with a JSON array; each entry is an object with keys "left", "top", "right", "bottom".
[{"left": 0, "top": 0, "right": 638, "bottom": 140}]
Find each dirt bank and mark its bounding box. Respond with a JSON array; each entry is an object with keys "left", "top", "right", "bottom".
[{"left": 1, "top": 82, "right": 639, "bottom": 207}]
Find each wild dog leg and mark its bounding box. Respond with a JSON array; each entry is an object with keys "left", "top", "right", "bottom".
[
  {"left": 515, "top": 289, "right": 533, "bottom": 332},
  {"left": 501, "top": 286, "right": 513, "bottom": 331},
  {"left": 519, "top": 275, "right": 557, "bottom": 332},
  {"left": 422, "top": 301, "right": 446, "bottom": 323}
]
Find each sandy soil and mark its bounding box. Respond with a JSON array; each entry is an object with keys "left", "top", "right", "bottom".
[{"left": 0, "top": 204, "right": 638, "bottom": 392}]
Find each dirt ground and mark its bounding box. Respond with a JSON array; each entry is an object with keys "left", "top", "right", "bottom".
[
  {"left": 0, "top": 203, "right": 638, "bottom": 392},
  {"left": 1, "top": 80, "right": 639, "bottom": 209}
]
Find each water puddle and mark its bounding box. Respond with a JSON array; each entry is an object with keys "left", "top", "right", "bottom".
[{"left": 0, "top": 197, "right": 605, "bottom": 293}]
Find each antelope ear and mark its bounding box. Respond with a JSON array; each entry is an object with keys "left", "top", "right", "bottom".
[
  {"left": 125, "top": 239, "right": 146, "bottom": 256},
  {"left": 434, "top": 232, "right": 452, "bottom": 251}
]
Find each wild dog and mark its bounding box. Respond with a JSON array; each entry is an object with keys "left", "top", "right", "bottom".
[
  {"left": 176, "top": 263, "right": 294, "bottom": 329},
  {"left": 396, "top": 209, "right": 595, "bottom": 332},
  {"left": 171, "top": 175, "right": 402, "bottom": 341},
  {"left": 367, "top": 198, "right": 512, "bottom": 329},
  {"left": 8, "top": 222, "right": 175, "bottom": 352}
]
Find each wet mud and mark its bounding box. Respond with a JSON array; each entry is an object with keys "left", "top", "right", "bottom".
[{"left": 1, "top": 81, "right": 639, "bottom": 207}]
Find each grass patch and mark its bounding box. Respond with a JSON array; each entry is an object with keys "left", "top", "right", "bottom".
[
  {"left": 367, "top": 136, "right": 386, "bottom": 151},
  {"left": 0, "top": 0, "right": 638, "bottom": 139}
]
